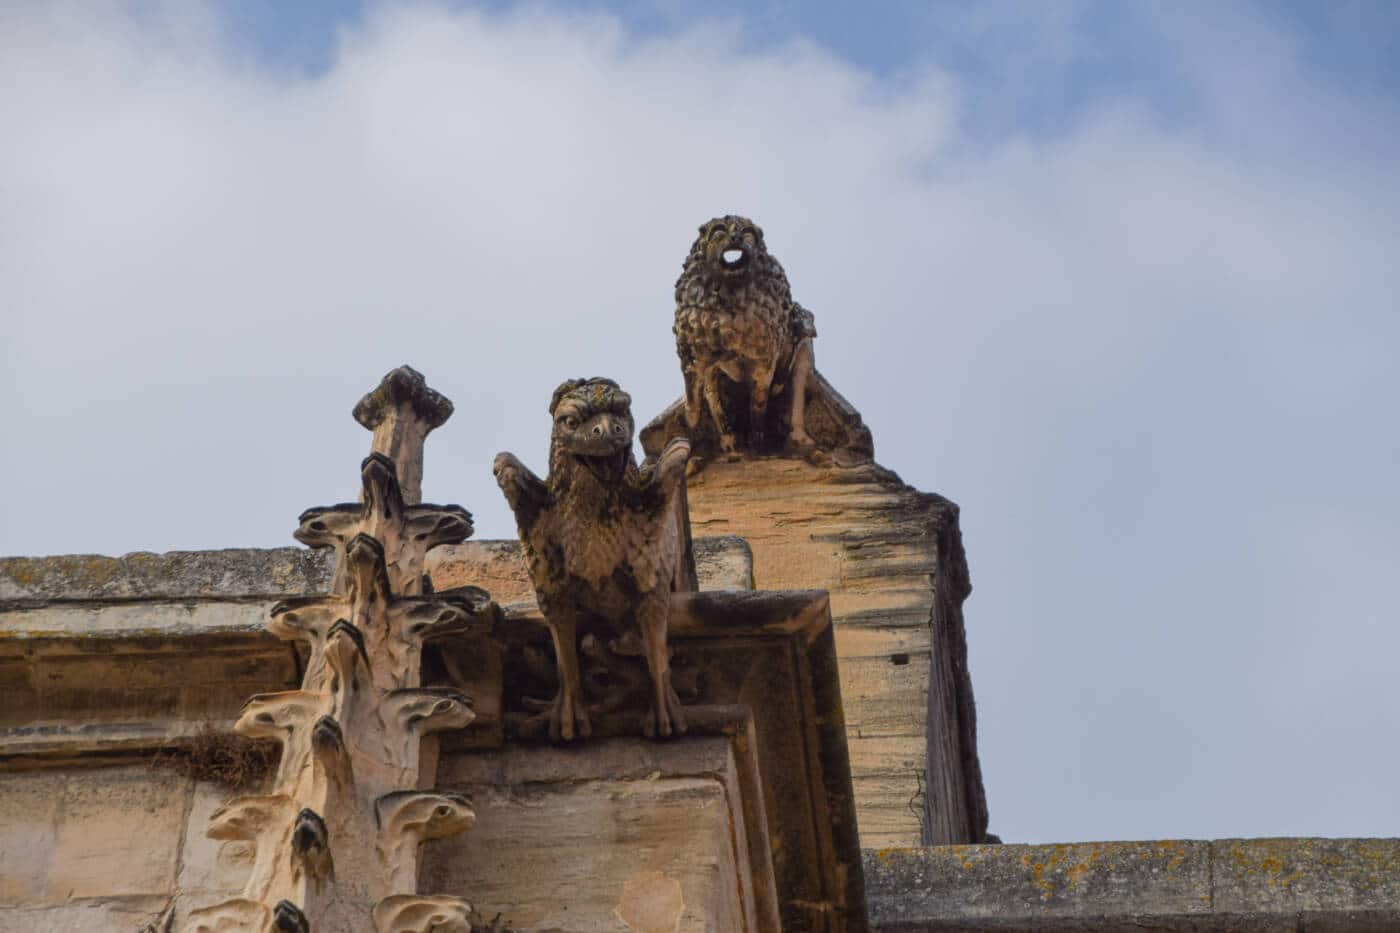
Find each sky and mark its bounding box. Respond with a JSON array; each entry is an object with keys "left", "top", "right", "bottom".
[{"left": 2, "top": 1, "right": 1397, "bottom": 845}]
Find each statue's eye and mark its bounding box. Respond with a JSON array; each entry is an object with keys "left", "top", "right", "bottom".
[
  {"left": 709, "top": 227, "right": 727, "bottom": 240},
  {"left": 562, "top": 415, "right": 580, "bottom": 430}
]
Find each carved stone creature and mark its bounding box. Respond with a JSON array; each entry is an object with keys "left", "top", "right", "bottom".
[
  {"left": 290, "top": 807, "right": 334, "bottom": 886},
  {"left": 494, "top": 378, "right": 695, "bottom": 741},
  {"left": 642, "top": 215, "right": 873, "bottom": 465},
  {"left": 272, "top": 900, "right": 311, "bottom": 933}
]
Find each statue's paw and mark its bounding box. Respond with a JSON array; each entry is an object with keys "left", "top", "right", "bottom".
[
  {"left": 718, "top": 433, "right": 738, "bottom": 455},
  {"left": 787, "top": 429, "right": 816, "bottom": 451},
  {"left": 523, "top": 691, "right": 592, "bottom": 743},
  {"left": 644, "top": 683, "right": 689, "bottom": 740}
]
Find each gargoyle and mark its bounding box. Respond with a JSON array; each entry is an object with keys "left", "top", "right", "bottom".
[
  {"left": 494, "top": 378, "right": 695, "bottom": 740},
  {"left": 641, "top": 215, "right": 873, "bottom": 465},
  {"left": 273, "top": 900, "right": 311, "bottom": 933},
  {"left": 290, "top": 807, "right": 334, "bottom": 886}
]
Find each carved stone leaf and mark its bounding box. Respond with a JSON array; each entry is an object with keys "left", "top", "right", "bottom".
[
  {"left": 266, "top": 597, "right": 343, "bottom": 646},
  {"left": 182, "top": 898, "right": 270, "bottom": 932},
  {"left": 234, "top": 691, "right": 327, "bottom": 742},
  {"left": 372, "top": 894, "right": 474, "bottom": 933},
  {"left": 375, "top": 790, "right": 476, "bottom": 891},
  {"left": 206, "top": 794, "right": 296, "bottom": 842},
  {"left": 375, "top": 790, "right": 475, "bottom": 842},
  {"left": 292, "top": 503, "right": 362, "bottom": 551},
  {"left": 382, "top": 687, "right": 474, "bottom": 736},
  {"left": 391, "top": 588, "right": 493, "bottom": 643},
  {"left": 403, "top": 505, "right": 473, "bottom": 550}
]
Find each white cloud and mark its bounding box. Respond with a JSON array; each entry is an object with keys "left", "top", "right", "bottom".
[{"left": 2, "top": 1, "right": 1396, "bottom": 843}]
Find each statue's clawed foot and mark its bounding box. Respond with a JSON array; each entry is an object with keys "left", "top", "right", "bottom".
[
  {"left": 717, "top": 433, "right": 741, "bottom": 461},
  {"left": 644, "top": 678, "right": 688, "bottom": 739},
  {"left": 787, "top": 427, "right": 816, "bottom": 452},
  {"left": 523, "top": 689, "right": 592, "bottom": 742}
]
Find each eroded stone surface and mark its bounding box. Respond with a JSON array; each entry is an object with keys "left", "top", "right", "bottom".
[
  {"left": 425, "top": 772, "right": 742, "bottom": 932},
  {"left": 0, "top": 548, "right": 334, "bottom": 605},
  {"left": 1, "top": 538, "right": 751, "bottom": 614},
  {"left": 683, "top": 457, "right": 985, "bottom": 847},
  {"left": 864, "top": 840, "right": 1400, "bottom": 931},
  {"left": 0, "top": 764, "right": 193, "bottom": 927}
]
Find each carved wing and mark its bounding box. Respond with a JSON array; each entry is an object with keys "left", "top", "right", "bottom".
[
  {"left": 626, "top": 438, "right": 695, "bottom": 594},
  {"left": 492, "top": 452, "right": 550, "bottom": 533}
]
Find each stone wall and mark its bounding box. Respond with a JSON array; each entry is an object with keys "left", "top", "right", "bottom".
[
  {"left": 1, "top": 538, "right": 871, "bottom": 932},
  {"left": 0, "top": 765, "right": 251, "bottom": 931},
  {"left": 683, "top": 458, "right": 987, "bottom": 848},
  {"left": 1, "top": 453, "right": 990, "bottom": 856}
]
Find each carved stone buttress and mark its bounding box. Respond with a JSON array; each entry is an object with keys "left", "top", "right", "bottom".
[{"left": 186, "top": 367, "right": 496, "bottom": 932}]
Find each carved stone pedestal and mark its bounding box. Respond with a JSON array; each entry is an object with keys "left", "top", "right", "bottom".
[{"left": 429, "top": 588, "right": 866, "bottom": 933}]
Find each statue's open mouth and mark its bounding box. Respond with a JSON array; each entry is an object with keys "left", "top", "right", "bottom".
[
  {"left": 721, "top": 247, "right": 749, "bottom": 272},
  {"left": 576, "top": 450, "right": 629, "bottom": 483}
]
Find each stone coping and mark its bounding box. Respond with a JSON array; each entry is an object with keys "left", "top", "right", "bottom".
[
  {"left": 864, "top": 839, "right": 1400, "bottom": 931},
  {"left": 0, "top": 535, "right": 753, "bottom": 608}
]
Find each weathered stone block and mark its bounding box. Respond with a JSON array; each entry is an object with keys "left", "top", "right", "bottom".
[
  {"left": 428, "top": 757, "right": 746, "bottom": 931},
  {"left": 1211, "top": 838, "right": 1400, "bottom": 916},
  {"left": 176, "top": 780, "right": 254, "bottom": 899},
  {"left": 0, "top": 896, "right": 172, "bottom": 932},
  {"left": 45, "top": 766, "right": 189, "bottom": 901},
  {"left": 864, "top": 840, "right": 1400, "bottom": 931},
  {"left": 684, "top": 458, "right": 986, "bottom": 847},
  {"left": 0, "top": 770, "right": 63, "bottom": 905}
]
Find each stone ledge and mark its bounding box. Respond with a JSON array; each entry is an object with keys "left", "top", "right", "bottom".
[
  {"left": 0, "top": 536, "right": 753, "bottom": 610},
  {"left": 864, "top": 839, "right": 1400, "bottom": 932}
]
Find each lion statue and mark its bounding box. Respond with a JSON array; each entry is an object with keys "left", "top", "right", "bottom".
[{"left": 641, "top": 215, "right": 873, "bottom": 466}]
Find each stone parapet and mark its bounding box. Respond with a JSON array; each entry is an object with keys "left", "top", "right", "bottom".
[
  {"left": 864, "top": 839, "right": 1400, "bottom": 931},
  {"left": 0, "top": 536, "right": 751, "bottom": 609}
]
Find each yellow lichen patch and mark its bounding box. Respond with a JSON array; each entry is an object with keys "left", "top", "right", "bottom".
[
  {"left": 1152, "top": 840, "right": 1190, "bottom": 874},
  {"left": 1064, "top": 845, "right": 1105, "bottom": 887},
  {"left": 1028, "top": 861, "right": 1054, "bottom": 899}
]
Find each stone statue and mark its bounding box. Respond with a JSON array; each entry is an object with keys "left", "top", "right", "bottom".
[
  {"left": 494, "top": 378, "right": 696, "bottom": 741},
  {"left": 641, "top": 215, "right": 873, "bottom": 466}
]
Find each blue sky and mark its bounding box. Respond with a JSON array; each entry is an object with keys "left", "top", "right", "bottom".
[
  {"left": 220, "top": 0, "right": 1400, "bottom": 134},
  {"left": 3, "top": 1, "right": 1398, "bottom": 845}
]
